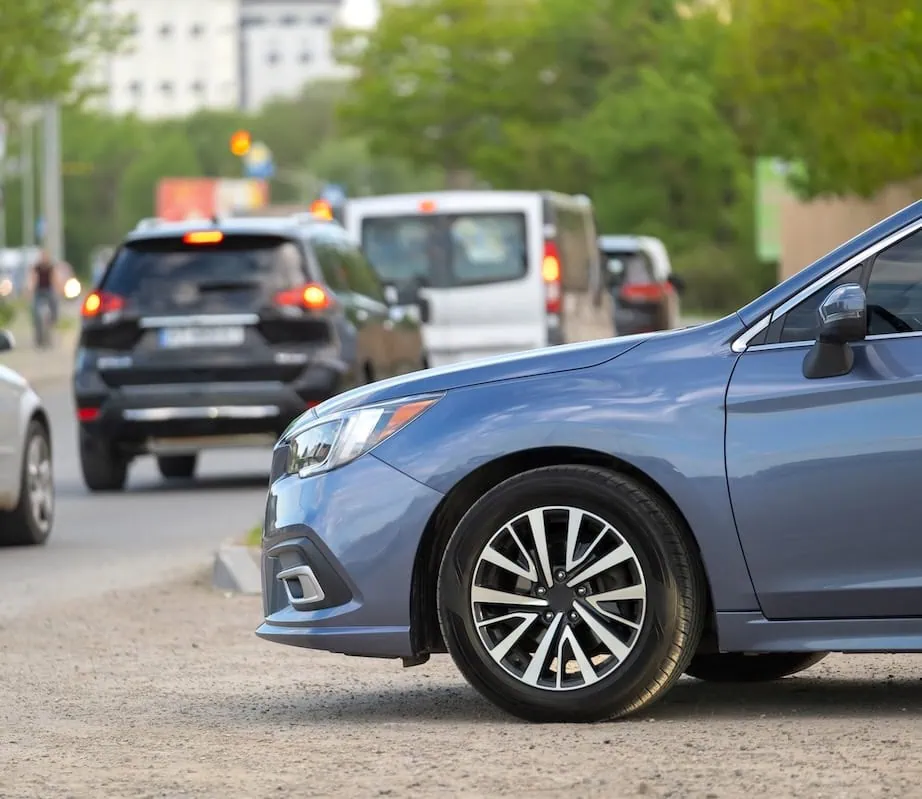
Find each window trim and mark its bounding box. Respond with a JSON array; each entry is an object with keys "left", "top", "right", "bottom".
[{"left": 732, "top": 217, "right": 922, "bottom": 353}]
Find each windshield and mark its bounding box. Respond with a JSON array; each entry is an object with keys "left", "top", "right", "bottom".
[
  {"left": 360, "top": 212, "right": 527, "bottom": 289},
  {"left": 103, "top": 235, "right": 307, "bottom": 314}
]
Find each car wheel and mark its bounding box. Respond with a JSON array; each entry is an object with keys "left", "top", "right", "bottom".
[
  {"left": 79, "top": 431, "right": 128, "bottom": 492},
  {"left": 437, "top": 465, "right": 707, "bottom": 723},
  {"left": 685, "top": 652, "right": 829, "bottom": 682},
  {"left": 157, "top": 454, "right": 197, "bottom": 480},
  {"left": 0, "top": 420, "right": 54, "bottom": 546}
]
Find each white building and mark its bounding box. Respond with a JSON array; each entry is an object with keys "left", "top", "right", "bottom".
[
  {"left": 239, "top": 0, "right": 349, "bottom": 111},
  {"left": 90, "top": 0, "right": 241, "bottom": 119}
]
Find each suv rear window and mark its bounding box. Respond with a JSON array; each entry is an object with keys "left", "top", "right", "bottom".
[
  {"left": 361, "top": 212, "right": 527, "bottom": 289},
  {"left": 103, "top": 234, "right": 307, "bottom": 314}
]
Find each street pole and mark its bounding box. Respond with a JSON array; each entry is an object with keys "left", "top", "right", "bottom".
[
  {"left": 22, "top": 113, "right": 35, "bottom": 249},
  {"left": 0, "top": 117, "right": 6, "bottom": 248},
  {"left": 41, "top": 101, "right": 63, "bottom": 262}
]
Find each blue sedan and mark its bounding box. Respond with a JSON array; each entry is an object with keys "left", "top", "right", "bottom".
[{"left": 257, "top": 201, "right": 922, "bottom": 722}]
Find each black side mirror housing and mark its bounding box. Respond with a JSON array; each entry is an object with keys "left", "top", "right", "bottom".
[
  {"left": 668, "top": 273, "right": 686, "bottom": 294},
  {"left": 803, "top": 283, "right": 867, "bottom": 379},
  {"left": 0, "top": 329, "right": 15, "bottom": 352}
]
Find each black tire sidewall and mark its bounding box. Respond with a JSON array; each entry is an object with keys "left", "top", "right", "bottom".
[{"left": 438, "top": 468, "right": 688, "bottom": 720}]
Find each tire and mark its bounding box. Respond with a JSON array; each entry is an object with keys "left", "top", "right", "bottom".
[
  {"left": 157, "top": 454, "right": 197, "bottom": 480},
  {"left": 437, "top": 465, "right": 707, "bottom": 723},
  {"left": 0, "top": 420, "right": 54, "bottom": 546},
  {"left": 686, "top": 652, "right": 829, "bottom": 683},
  {"left": 79, "top": 431, "right": 128, "bottom": 492}
]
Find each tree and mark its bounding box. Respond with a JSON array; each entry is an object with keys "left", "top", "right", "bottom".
[
  {"left": 335, "top": 0, "right": 550, "bottom": 180},
  {"left": 723, "top": 0, "right": 922, "bottom": 197},
  {"left": 0, "top": 0, "right": 130, "bottom": 106}
]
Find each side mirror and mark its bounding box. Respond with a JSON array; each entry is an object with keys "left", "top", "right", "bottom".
[
  {"left": 668, "top": 273, "right": 686, "bottom": 294},
  {"left": 383, "top": 284, "right": 399, "bottom": 306},
  {"left": 802, "top": 283, "right": 866, "bottom": 380},
  {"left": 0, "top": 329, "right": 15, "bottom": 352}
]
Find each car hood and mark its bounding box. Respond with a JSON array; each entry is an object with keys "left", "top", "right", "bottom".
[{"left": 310, "top": 333, "right": 654, "bottom": 420}]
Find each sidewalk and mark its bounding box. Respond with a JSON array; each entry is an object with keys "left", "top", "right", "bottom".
[{"left": 0, "top": 314, "right": 78, "bottom": 386}]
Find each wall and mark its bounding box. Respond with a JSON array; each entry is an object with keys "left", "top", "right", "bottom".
[{"left": 779, "top": 181, "right": 922, "bottom": 281}]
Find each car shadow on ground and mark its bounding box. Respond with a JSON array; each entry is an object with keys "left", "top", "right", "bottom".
[{"left": 204, "top": 673, "right": 922, "bottom": 727}]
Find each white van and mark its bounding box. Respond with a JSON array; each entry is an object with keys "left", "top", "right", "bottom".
[{"left": 344, "top": 191, "right": 614, "bottom": 367}]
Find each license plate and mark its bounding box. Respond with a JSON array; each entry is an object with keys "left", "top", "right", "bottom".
[{"left": 158, "top": 325, "right": 246, "bottom": 348}]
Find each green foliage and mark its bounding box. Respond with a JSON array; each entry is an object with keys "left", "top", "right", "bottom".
[
  {"left": 1, "top": 83, "right": 442, "bottom": 279},
  {"left": 723, "top": 0, "right": 922, "bottom": 198},
  {"left": 0, "top": 0, "right": 131, "bottom": 106},
  {"left": 244, "top": 523, "right": 262, "bottom": 548},
  {"left": 339, "top": 0, "right": 768, "bottom": 310}
]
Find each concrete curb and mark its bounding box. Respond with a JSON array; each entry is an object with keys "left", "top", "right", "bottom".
[{"left": 212, "top": 542, "right": 262, "bottom": 595}]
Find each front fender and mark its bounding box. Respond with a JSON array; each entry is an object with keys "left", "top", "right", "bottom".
[
  {"left": 0, "top": 368, "right": 46, "bottom": 509},
  {"left": 373, "top": 323, "right": 758, "bottom": 613}
]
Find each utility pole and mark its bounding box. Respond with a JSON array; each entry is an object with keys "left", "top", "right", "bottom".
[
  {"left": 0, "top": 117, "right": 7, "bottom": 248},
  {"left": 40, "top": 102, "right": 63, "bottom": 261},
  {"left": 22, "top": 111, "right": 35, "bottom": 249}
]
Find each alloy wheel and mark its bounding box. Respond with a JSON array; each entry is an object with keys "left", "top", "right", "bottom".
[
  {"left": 27, "top": 433, "right": 54, "bottom": 534},
  {"left": 470, "top": 505, "right": 646, "bottom": 692}
]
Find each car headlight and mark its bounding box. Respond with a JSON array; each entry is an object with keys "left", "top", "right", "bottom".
[{"left": 285, "top": 393, "right": 443, "bottom": 478}]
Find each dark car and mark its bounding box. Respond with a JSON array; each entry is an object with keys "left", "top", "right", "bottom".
[
  {"left": 599, "top": 235, "right": 684, "bottom": 335},
  {"left": 257, "top": 199, "right": 922, "bottom": 723},
  {"left": 73, "top": 214, "right": 425, "bottom": 492}
]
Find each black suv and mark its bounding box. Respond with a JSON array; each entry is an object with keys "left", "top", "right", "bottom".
[{"left": 73, "top": 214, "right": 426, "bottom": 492}]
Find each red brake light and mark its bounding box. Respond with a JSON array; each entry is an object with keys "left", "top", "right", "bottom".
[
  {"left": 77, "top": 407, "right": 99, "bottom": 422},
  {"left": 183, "top": 230, "right": 224, "bottom": 245},
  {"left": 620, "top": 283, "right": 667, "bottom": 302},
  {"left": 82, "top": 290, "right": 124, "bottom": 317},
  {"left": 543, "top": 241, "right": 561, "bottom": 314},
  {"left": 275, "top": 283, "right": 334, "bottom": 310}
]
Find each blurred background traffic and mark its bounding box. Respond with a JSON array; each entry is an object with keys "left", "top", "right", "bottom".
[{"left": 2, "top": 0, "right": 918, "bottom": 336}]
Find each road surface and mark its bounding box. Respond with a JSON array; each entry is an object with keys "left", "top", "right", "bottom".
[{"left": 0, "top": 381, "right": 271, "bottom": 620}]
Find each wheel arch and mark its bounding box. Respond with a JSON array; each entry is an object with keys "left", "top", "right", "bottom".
[{"left": 408, "top": 445, "right": 716, "bottom": 657}]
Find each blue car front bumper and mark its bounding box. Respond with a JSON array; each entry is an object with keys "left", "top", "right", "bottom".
[{"left": 256, "top": 452, "right": 444, "bottom": 658}]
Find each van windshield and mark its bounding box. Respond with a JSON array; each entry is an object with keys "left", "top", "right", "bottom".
[{"left": 361, "top": 212, "right": 527, "bottom": 289}]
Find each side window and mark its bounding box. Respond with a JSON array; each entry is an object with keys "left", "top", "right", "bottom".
[
  {"left": 778, "top": 265, "right": 864, "bottom": 343},
  {"left": 311, "top": 240, "right": 349, "bottom": 294},
  {"left": 866, "top": 229, "right": 922, "bottom": 336},
  {"left": 340, "top": 243, "right": 385, "bottom": 302}
]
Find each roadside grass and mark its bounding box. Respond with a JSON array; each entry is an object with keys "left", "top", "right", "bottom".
[{"left": 244, "top": 523, "right": 262, "bottom": 547}]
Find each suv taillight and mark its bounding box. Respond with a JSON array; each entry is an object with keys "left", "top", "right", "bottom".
[
  {"left": 82, "top": 290, "right": 124, "bottom": 318},
  {"left": 543, "top": 241, "right": 561, "bottom": 314},
  {"left": 274, "top": 283, "right": 335, "bottom": 311}
]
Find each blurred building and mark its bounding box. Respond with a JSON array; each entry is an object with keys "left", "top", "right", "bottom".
[
  {"left": 779, "top": 180, "right": 922, "bottom": 281},
  {"left": 87, "top": 0, "right": 242, "bottom": 119},
  {"left": 239, "top": 0, "right": 350, "bottom": 111}
]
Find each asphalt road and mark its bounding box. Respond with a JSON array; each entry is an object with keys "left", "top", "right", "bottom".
[{"left": 0, "top": 379, "right": 271, "bottom": 620}]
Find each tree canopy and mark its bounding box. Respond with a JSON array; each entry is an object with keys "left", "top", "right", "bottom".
[{"left": 0, "top": 0, "right": 130, "bottom": 107}]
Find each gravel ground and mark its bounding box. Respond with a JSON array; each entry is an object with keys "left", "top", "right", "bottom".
[{"left": 3, "top": 570, "right": 922, "bottom": 799}]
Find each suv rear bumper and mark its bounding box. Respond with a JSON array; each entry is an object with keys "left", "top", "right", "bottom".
[{"left": 74, "top": 377, "right": 330, "bottom": 455}]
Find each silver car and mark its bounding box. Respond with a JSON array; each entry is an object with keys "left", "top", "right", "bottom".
[{"left": 0, "top": 329, "right": 54, "bottom": 546}]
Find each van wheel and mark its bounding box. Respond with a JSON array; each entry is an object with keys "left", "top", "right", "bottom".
[
  {"left": 79, "top": 430, "right": 128, "bottom": 492},
  {"left": 686, "top": 652, "right": 829, "bottom": 682},
  {"left": 437, "top": 465, "right": 707, "bottom": 722},
  {"left": 157, "top": 454, "right": 197, "bottom": 480},
  {"left": 0, "top": 420, "right": 54, "bottom": 546}
]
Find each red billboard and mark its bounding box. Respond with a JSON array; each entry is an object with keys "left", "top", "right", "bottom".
[{"left": 156, "top": 178, "right": 269, "bottom": 221}]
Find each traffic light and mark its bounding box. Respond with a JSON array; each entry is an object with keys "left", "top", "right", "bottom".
[{"left": 229, "top": 129, "right": 252, "bottom": 157}]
